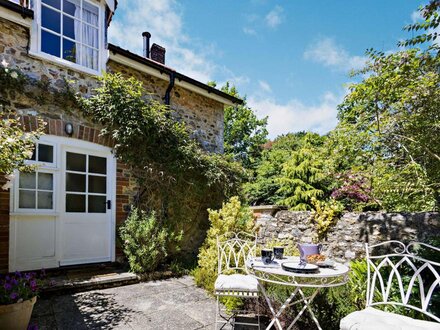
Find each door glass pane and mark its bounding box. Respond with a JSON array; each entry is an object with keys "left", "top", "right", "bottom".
[
  {"left": 42, "top": 6, "right": 61, "bottom": 33},
  {"left": 66, "top": 194, "right": 85, "bottom": 212},
  {"left": 88, "top": 195, "right": 106, "bottom": 213},
  {"left": 38, "top": 144, "right": 54, "bottom": 163},
  {"left": 38, "top": 173, "right": 53, "bottom": 190},
  {"left": 66, "top": 152, "right": 86, "bottom": 172},
  {"left": 42, "top": 0, "right": 61, "bottom": 9},
  {"left": 89, "top": 156, "right": 106, "bottom": 174},
  {"left": 66, "top": 173, "right": 86, "bottom": 192},
  {"left": 62, "top": 15, "right": 76, "bottom": 39},
  {"left": 88, "top": 176, "right": 106, "bottom": 193},
  {"left": 38, "top": 192, "right": 53, "bottom": 209},
  {"left": 41, "top": 30, "right": 61, "bottom": 57},
  {"left": 19, "top": 191, "right": 36, "bottom": 208},
  {"left": 63, "top": 38, "right": 78, "bottom": 63},
  {"left": 19, "top": 173, "right": 36, "bottom": 189}
]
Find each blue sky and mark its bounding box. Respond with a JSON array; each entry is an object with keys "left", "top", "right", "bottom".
[{"left": 109, "top": 1, "right": 423, "bottom": 139}]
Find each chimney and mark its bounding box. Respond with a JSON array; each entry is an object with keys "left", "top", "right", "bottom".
[
  {"left": 150, "top": 43, "right": 166, "bottom": 65},
  {"left": 142, "top": 31, "right": 151, "bottom": 58}
]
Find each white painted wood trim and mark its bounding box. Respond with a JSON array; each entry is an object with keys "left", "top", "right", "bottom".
[
  {"left": 109, "top": 52, "right": 235, "bottom": 106},
  {"left": 0, "top": 6, "right": 33, "bottom": 28}
]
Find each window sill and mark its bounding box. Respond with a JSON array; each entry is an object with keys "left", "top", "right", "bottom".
[{"left": 28, "top": 50, "right": 104, "bottom": 77}]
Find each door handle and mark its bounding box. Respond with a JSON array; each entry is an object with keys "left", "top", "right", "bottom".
[{"left": 106, "top": 200, "right": 111, "bottom": 210}]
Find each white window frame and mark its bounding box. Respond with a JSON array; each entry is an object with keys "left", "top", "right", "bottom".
[{"left": 29, "top": 0, "right": 107, "bottom": 76}]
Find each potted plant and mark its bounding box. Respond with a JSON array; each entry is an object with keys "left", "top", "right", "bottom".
[{"left": 0, "top": 271, "right": 44, "bottom": 330}]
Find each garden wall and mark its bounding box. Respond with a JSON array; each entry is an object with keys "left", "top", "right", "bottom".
[{"left": 253, "top": 206, "right": 440, "bottom": 263}]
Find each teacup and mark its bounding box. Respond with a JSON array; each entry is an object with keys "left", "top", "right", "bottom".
[
  {"left": 261, "top": 249, "right": 274, "bottom": 265},
  {"left": 273, "top": 246, "right": 284, "bottom": 260}
]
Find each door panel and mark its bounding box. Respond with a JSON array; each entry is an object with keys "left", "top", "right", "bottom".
[{"left": 60, "top": 148, "right": 112, "bottom": 265}]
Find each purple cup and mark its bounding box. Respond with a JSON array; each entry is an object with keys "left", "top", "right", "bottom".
[{"left": 298, "top": 243, "right": 323, "bottom": 263}]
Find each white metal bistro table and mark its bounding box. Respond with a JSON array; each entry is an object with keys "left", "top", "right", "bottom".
[{"left": 246, "top": 256, "right": 350, "bottom": 330}]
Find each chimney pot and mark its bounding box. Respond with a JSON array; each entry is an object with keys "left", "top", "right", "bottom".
[{"left": 150, "top": 43, "right": 166, "bottom": 65}]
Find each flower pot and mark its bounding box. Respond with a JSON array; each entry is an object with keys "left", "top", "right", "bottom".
[{"left": 0, "top": 296, "right": 37, "bottom": 330}]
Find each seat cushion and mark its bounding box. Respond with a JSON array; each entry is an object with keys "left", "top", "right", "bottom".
[
  {"left": 340, "top": 307, "right": 440, "bottom": 330},
  {"left": 214, "top": 274, "right": 259, "bottom": 293}
]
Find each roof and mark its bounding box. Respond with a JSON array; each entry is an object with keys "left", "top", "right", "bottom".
[{"left": 108, "top": 44, "right": 243, "bottom": 105}]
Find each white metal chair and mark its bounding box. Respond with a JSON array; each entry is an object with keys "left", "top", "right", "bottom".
[
  {"left": 340, "top": 240, "right": 440, "bottom": 329},
  {"left": 215, "top": 232, "right": 261, "bottom": 329}
]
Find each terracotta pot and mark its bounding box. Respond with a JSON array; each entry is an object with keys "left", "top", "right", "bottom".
[{"left": 0, "top": 296, "right": 37, "bottom": 330}]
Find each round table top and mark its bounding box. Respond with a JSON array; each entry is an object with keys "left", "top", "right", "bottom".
[
  {"left": 250, "top": 256, "right": 349, "bottom": 278},
  {"left": 247, "top": 257, "right": 350, "bottom": 287}
]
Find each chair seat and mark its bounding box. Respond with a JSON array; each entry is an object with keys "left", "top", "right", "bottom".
[
  {"left": 340, "top": 307, "right": 440, "bottom": 330},
  {"left": 214, "top": 274, "right": 259, "bottom": 294}
]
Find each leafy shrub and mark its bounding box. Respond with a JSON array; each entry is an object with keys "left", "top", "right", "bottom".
[
  {"left": 193, "top": 196, "right": 256, "bottom": 293},
  {"left": 119, "top": 208, "right": 181, "bottom": 273},
  {"left": 310, "top": 197, "right": 344, "bottom": 240}
]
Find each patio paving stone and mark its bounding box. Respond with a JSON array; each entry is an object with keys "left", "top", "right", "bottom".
[{"left": 30, "top": 275, "right": 221, "bottom": 329}]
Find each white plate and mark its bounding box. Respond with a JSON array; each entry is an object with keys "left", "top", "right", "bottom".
[{"left": 281, "top": 262, "right": 319, "bottom": 272}]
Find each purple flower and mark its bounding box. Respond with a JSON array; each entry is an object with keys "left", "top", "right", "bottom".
[
  {"left": 14, "top": 271, "right": 22, "bottom": 278},
  {"left": 25, "top": 273, "right": 32, "bottom": 280},
  {"left": 9, "top": 292, "right": 18, "bottom": 300},
  {"left": 4, "top": 282, "right": 12, "bottom": 290},
  {"left": 30, "top": 279, "right": 37, "bottom": 291},
  {"left": 11, "top": 278, "right": 18, "bottom": 286}
]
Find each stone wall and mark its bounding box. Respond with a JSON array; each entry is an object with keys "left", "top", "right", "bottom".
[{"left": 255, "top": 207, "right": 440, "bottom": 263}]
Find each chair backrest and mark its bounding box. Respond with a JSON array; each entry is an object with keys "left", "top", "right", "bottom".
[
  {"left": 217, "top": 232, "right": 257, "bottom": 275},
  {"left": 365, "top": 240, "right": 440, "bottom": 322}
]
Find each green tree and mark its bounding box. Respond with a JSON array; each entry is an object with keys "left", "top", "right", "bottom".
[
  {"left": 335, "top": 48, "right": 440, "bottom": 210},
  {"left": 210, "top": 81, "right": 268, "bottom": 168},
  {"left": 276, "top": 133, "right": 329, "bottom": 210}
]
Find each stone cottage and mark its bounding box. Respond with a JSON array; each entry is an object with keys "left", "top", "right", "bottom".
[{"left": 0, "top": 0, "right": 241, "bottom": 272}]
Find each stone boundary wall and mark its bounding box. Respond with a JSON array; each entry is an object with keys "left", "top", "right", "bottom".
[{"left": 253, "top": 207, "right": 440, "bottom": 263}]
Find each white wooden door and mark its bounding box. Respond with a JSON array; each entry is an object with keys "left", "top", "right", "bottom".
[{"left": 60, "top": 147, "right": 113, "bottom": 266}]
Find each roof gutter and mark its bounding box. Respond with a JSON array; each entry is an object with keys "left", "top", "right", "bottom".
[{"left": 107, "top": 43, "right": 243, "bottom": 106}]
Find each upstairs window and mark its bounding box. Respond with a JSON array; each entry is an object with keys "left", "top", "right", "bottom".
[{"left": 39, "top": 0, "right": 100, "bottom": 71}]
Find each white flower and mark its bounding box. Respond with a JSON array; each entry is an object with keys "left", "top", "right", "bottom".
[
  {"left": 10, "top": 71, "right": 18, "bottom": 79},
  {"left": 2, "top": 181, "right": 12, "bottom": 190},
  {"left": 5, "top": 173, "right": 15, "bottom": 181},
  {"left": 1, "top": 59, "right": 8, "bottom": 68},
  {"left": 24, "top": 150, "right": 34, "bottom": 159}
]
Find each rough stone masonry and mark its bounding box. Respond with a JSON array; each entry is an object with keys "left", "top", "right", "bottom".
[{"left": 254, "top": 207, "right": 440, "bottom": 263}]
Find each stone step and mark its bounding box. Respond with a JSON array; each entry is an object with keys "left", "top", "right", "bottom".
[{"left": 41, "top": 264, "right": 139, "bottom": 296}]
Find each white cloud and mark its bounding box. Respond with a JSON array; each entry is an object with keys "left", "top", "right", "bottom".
[
  {"left": 108, "top": 0, "right": 215, "bottom": 83},
  {"left": 304, "top": 37, "right": 367, "bottom": 72},
  {"left": 248, "top": 91, "right": 343, "bottom": 139},
  {"left": 243, "top": 27, "right": 257, "bottom": 36},
  {"left": 265, "top": 6, "right": 284, "bottom": 28},
  {"left": 258, "top": 80, "right": 272, "bottom": 93}
]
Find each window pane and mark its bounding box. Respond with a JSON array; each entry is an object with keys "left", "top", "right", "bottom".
[
  {"left": 88, "top": 176, "right": 106, "bottom": 193},
  {"left": 63, "top": 38, "right": 78, "bottom": 63},
  {"left": 66, "top": 173, "right": 86, "bottom": 192},
  {"left": 62, "top": 15, "right": 76, "bottom": 39},
  {"left": 66, "top": 152, "right": 86, "bottom": 172},
  {"left": 82, "top": 25, "right": 98, "bottom": 48},
  {"left": 89, "top": 156, "right": 106, "bottom": 174},
  {"left": 88, "top": 195, "right": 106, "bottom": 213},
  {"left": 82, "top": 46, "right": 98, "bottom": 70},
  {"left": 38, "top": 192, "right": 53, "bottom": 209},
  {"left": 42, "top": 0, "right": 61, "bottom": 9},
  {"left": 42, "top": 6, "right": 61, "bottom": 33},
  {"left": 63, "top": 0, "right": 78, "bottom": 16},
  {"left": 19, "top": 173, "right": 36, "bottom": 189},
  {"left": 19, "top": 190, "right": 36, "bottom": 209},
  {"left": 41, "top": 30, "right": 61, "bottom": 57},
  {"left": 38, "top": 173, "right": 53, "bottom": 190},
  {"left": 83, "top": 2, "right": 99, "bottom": 26},
  {"left": 30, "top": 147, "right": 36, "bottom": 161},
  {"left": 38, "top": 144, "right": 54, "bottom": 163},
  {"left": 66, "top": 194, "right": 85, "bottom": 212}
]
